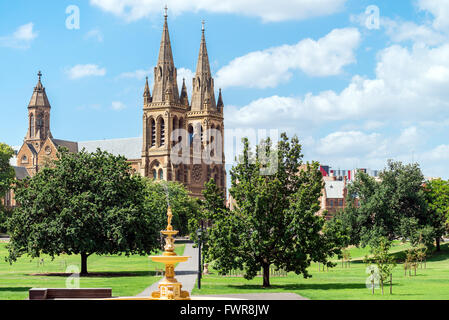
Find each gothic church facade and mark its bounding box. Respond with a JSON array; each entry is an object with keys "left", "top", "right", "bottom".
[{"left": 13, "top": 13, "right": 226, "bottom": 200}]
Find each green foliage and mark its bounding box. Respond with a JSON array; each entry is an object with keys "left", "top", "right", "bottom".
[
  {"left": 337, "top": 160, "right": 436, "bottom": 249},
  {"left": 144, "top": 179, "right": 198, "bottom": 237},
  {"left": 0, "top": 142, "right": 15, "bottom": 197},
  {"left": 423, "top": 178, "right": 449, "bottom": 250},
  {"left": 203, "top": 133, "right": 344, "bottom": 287},
  {"left": 364, "top": 237, "right": 396, "bottom": 294},
  {"left": 7, "top": 148, "right": 160, "bottom": 274}
]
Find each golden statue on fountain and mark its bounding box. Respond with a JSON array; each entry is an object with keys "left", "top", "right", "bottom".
[{"left": 150, "top": 206, "right": 191, "bottom": 300}]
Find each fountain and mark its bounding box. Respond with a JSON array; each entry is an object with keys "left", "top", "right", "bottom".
[{"left": 149, "top": 205, "right": 191, "bottom": 300}]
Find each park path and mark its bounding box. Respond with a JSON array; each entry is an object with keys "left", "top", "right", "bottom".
[{"left": 136, "top": 243, "right": 198, "bottom": 297}]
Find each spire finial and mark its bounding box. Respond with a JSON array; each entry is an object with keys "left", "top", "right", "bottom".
[
  {"left": 38, "top": 70, "right": 42, "bottom": 81},
  {"left": 164, "top": 5, "right": 168, "bottom": 19},
  {"left": 202, "top": 20, "right": 205, "bottom": 32}
]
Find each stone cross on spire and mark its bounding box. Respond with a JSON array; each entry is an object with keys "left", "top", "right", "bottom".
[
  {"left": 38, "top": 70, "right": 42, "bottom": 81},
  {"left": 164, "top": 5, "right": 168, "bottom": 18}
]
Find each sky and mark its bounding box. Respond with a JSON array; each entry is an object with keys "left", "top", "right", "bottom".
[{"left": 1, "top": 0, "right": 449, "bottom": 179}]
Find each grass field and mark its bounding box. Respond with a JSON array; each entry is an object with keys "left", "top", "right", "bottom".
[
  {"left": 0, "top": 241, "right": 185, "bottom": 300},
  {"left": 192, "top": 241, "right": 449, "bottom": 300}
]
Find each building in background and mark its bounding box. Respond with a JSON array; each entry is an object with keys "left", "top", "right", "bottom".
[{"left": 12, "top": 12, "right": 226, "bottom": 201}]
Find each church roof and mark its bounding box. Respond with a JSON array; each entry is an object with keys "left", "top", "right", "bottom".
[
  {"left": 13, "top": 166, "right": 30, "bottom": 180},
  {"left": 28, "top": 71, "right": 51, "bottom": 109},
  {"left": 51, "top": 139, "right": 79, "bottom": 153},
  {"left": 78, "top": 137, "right": 142, "bottom": 160}
]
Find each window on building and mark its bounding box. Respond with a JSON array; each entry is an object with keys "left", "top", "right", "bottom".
[
  {"left": 330, "top": 200, "right": 333, "bottom": 207},
  {"left": 160, "top": 119, "right": 165, "bottom": 146},
  {"left": 158, "top": 169, "right": 164, "bottom": 180},
  {"left": 30, "top": 114, "right": 34, "bottom": 137},
  {"left": 152, "top": 169, "right": 157, "bottom": 180},
  {"left": 151, "top": 119, "right": 156, "bottom": 147}
]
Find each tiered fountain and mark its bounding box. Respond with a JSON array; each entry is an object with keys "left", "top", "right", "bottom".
[{"left": 149, "top": 206, "right": 191, "bottom": 300}]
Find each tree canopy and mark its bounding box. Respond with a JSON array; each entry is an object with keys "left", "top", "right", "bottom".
[
  {"left": 144, "top": 179, "right": 198, "bottom": 237},
  {"left": 7, "top": 148, "right": 160, "bottom": 275},
  {"left": 333, "top": 160, "right": 446, "bottom": 251},
  {"left": 200, "top": 134, "right": 343, "bottom": 287},
  {"left": 0, "top": 143, "right": 15, "bottom": 198}
]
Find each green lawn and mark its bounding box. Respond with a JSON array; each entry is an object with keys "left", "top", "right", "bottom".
[
  {"left": 0, "top": 241, "right": 185, "bottom": 300},
  {"left": 192, "top": 242, "right": 449, "bottom": 300}
]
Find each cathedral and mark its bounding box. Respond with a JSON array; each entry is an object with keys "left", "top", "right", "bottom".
[{"left": 14, "top": 12, "right": 226, "bottom": 199}]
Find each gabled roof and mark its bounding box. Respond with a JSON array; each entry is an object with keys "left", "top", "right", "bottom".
[
  {"left": 13, "top": 166, "right": 30, "bottom": 180},
  {"left": 78, "top": 137, "right": 142, "bottom": 160},
  {"left": 324, "top": 180, "right": 345, "bottom": 199},
  {"left": 51, "top": 139, "right": 79, "bottom": 153}
]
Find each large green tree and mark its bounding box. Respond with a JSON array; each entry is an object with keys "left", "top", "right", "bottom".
[
  {"left": 0, "top": 143, "right": 15, "bottom": 198},
  {"left": 7, "top": 148, "right": 159, "bottom": 275},
  {"left": 202, "top": 134, "right": 343, "bottom": 287},
  {"left": 0, "top": 143, "right": 15, "bottom": 232},
  {"left": 144, "top": 179, "right": 198, "bottom": 237},
  {"left": 334, "top": 160, "right": 438, "bottom": 249},
  {"left": 423, "top": 179, "right": 449, "bottom": 251}
]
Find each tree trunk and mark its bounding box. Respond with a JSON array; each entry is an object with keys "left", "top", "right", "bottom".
[
  {"left": 436, "top": 237, "right": 441, "bottom": 252},
  {"left": 262, "top": 263, "right": 270, "bottom": 288},
  {"left": 81, "top": 252, "right": 89, "bottom": 276}
]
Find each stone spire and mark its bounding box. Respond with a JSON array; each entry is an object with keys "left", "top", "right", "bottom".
[
  {"left": 191, "top": 21, "right": 216, "bottom": 111},
  {"left": 143, "top": 76, "right": 152, "bottom": 104},
  {"left": 28, "top": 71, "right": 51, "bottom": 109},
  {"left": 180, "top": 78, "right": 189, "bottom": 106},
  {"left": 152, "top": 8, "right": 179, "bottom": 103},
  {"left": 217, "top": 88, "right": 224, "bottom": 113}
]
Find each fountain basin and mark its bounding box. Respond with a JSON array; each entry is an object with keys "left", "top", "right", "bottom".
[{"left": 151, "top": 256, "right": 191, "bottom": 264}]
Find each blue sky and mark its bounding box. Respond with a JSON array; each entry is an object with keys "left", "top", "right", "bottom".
[{"left": 1, "top": 0, "right": 449, "bottom": 179}]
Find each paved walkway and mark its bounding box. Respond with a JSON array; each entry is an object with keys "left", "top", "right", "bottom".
[{"left": 136, "top": 243, "right": 199, "bottom": 297}]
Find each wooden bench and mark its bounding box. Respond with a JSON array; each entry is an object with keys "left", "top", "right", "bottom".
[{"left": 29, "top": 288, "right": 112, "bottom": 300}]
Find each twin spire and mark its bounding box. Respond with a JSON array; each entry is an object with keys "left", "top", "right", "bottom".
[{"left": 146, "top": 9, "right": 222, "bottom": 112}]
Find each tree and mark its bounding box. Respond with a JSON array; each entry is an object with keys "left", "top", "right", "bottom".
[
  {"left": 364, "top": 237, "right": 396, "bottom": 295},
  {"left": 337, "top": 160, "right": 430, "bottom": 248},
  {"left": 0, "top": 143, "right": 15, "bottom": 233},
  {"left": 0, "top": 143, "right": 15, "bottom": 197},
  {"left": 203, "top": 134, "right": 343, "bottom": 287},
  {"left": 423, "top": 179, "right": 449, "bottom": 251},
  {"left": 144, "top": 179, "right": 198, "bottom": 238},
  {"left": 7, "top": 148, "right": 159, "bottom": 275}
]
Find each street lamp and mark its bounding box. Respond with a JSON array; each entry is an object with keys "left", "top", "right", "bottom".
[{"left": 196, "top": 227, "right": 203, "bottom": 290}]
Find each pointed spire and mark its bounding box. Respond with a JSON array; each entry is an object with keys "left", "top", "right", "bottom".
[
  {"left": 191, "top": 21, "right": 216, "bottom": 111},
  {"left": 180, "top": 78, "right": 189, "bottom": 106},
  {"left": 29, "top": 71, "right": 50, "bottom": 109},
  {"left": 143, "top": 76, "right": 152, "bottom": 105},
  {"left": 217, "top": 88, "right": 224, "bottom": 112},
  {"left": 152, "top": 7, "right": 179, "bottom": 103}
]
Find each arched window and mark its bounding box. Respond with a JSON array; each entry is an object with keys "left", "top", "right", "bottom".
[
  {"left": 160, "top": 119, "right": 165, "bottom": 146},
  {"left": 200, "top": 126, "right": 204, "bottom": 143},
  {"left": 188, "top": 125, "right": 194, "bottom": 145},
  {"left": 30, "top": 114, "right": 35, "bottom": 138},
  {"left": 152, "top": 169, "right": 157, "bottom": 180},
  {"left": 151, "top": 119, "right": 156, "bottom": 147},
  {"left": 158, "top": 169, "right": 164, "bottom": 180}
]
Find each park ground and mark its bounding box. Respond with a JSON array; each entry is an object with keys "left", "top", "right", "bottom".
[{"left": 0, "top": 240, "right": 449, "bottom": 300}]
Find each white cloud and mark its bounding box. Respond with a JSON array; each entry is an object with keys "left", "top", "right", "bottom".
[
  {"left": 216, "top": 28, "right": 361, "bottom": 89},
  {"left": 85, "top": 29, "right": 104, "bottom": 42},
  {"left": 119, "top": 68, "right": 152, "bottom": 80},
  {"left": 418, "top": 0, "right": 449, "bottom": 31},
  {"left": 66, "top": 64, "right": 107, "bottom": 79},
  {"left": 89, "top": 0, "right": 347, "bottom": 22},
  {"left": 315, "top": 131, "right": 383, "bottom": 157},
  {"left": 0, "top": 23, "right": 38, "bottom": 49},
  {"left": 176, "top": 67, "right": 194, "bottom": 96},
  {"left": 383, "top": 18, "right": 445, "bottom": 45},
  {"left": 111, "top": 101, "right": 126, "bottom": 110}
]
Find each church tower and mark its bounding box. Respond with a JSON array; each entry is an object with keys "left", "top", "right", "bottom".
[
  {"left": 25, "top": 71, "right": 53, "bottom": 152},
  {"left": 141, "top": 11, "right": 226, "bottom": 198},
  {"left": 141, "top": 9, "right": 189, "bottom": 184},
  {"left": 186, "top": 22, "right": 226, "bottom": 197}
]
